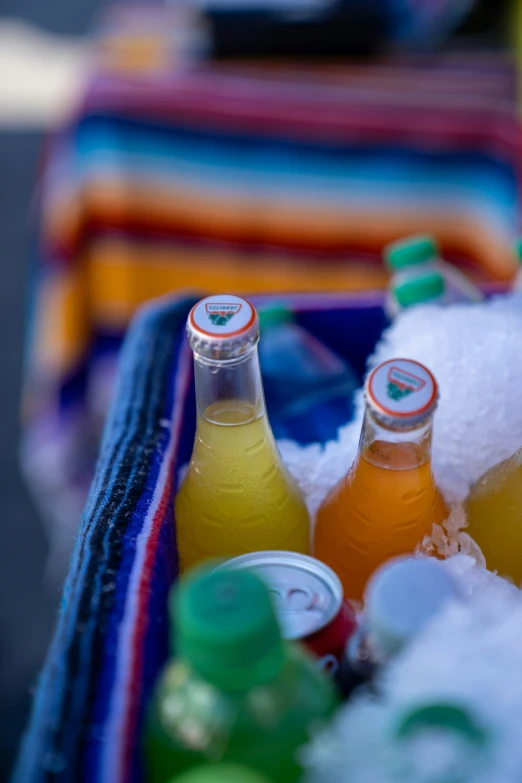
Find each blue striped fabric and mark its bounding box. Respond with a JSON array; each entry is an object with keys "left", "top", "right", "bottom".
[
  {"left": 13, "top": 296, "right": 198, "bottom": 783},
  {"left": 75, "top": 115, "right": 518, "bottom": 232}
]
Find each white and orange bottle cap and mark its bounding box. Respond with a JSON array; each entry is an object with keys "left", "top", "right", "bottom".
[
  {"left": 365, "top": 358, "right": 438, "bottom": 427},
  {"left": 187, "top": 295, "right": 259, "bottom": 359}
]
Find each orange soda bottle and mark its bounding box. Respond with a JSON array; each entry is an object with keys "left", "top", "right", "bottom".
[
  {"left": 176, "top": 295, "right": 310, "bottom": 574},
  {"left": 314, "top": 358, "right": 447, "bottom": 601}
]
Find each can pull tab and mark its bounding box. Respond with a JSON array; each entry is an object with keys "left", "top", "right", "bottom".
[
  {"left": 317, "top": 654, "right": 339, "bottom": 677},
  {"left": 268, "top": 584, "right": 323, "bottom": 613}
]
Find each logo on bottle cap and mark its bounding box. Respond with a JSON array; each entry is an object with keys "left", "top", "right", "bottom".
[
  {"left": 189, "top": 295, "right": 257, "bottom": 339},
  {"left": 206, "top": 302, "right": 242, "bottom": 326},
  {"left": 366, "top": 358, "right": 437, "bottom": 420}
]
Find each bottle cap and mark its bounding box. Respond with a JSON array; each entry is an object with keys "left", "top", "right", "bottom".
[
  {"left": 171, "top": 566, "right": 285, "bottom": 691},
  {"left": 170, "top": 764, "right": 271, "bottom": 783},
  {"left": 365, "top": 557, "right": 460, "bottom": 658},
  {"left": 258, "top": 303, "right": 295, "bottom": 330},
  {"left": 395, "top": 702, "right": 487, "bottom": 746},
  {"left": 187, "top": 295, "right": 259, "bottom": 360},
  {"left": 385, "top": 235, "right": 438, "bottom": 270},
  {"left": 365, "top": 357, "right": 438, "bottom": 427},
  {"left": 394, "top": 272, "right": 445, "bottom": 309}
]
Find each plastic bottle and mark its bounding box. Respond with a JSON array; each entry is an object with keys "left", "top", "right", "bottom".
[
  {"left": 145, "top": 567, "right": 338, "bottom": 783},
  {"left": 465, "top": 447, "right": 522, "bottom": 584},
  {"left": 512, "top": 238, "right": 522, "bottom": 291},
  {"left": 384, "top": 234, "right": 483, "bottom": 318},
  {"left": 170, "top": 763, "right": 271, "bottom": 783},
  {"left": 257, "top": 304, "right": 359, "bottom": 445},
  {"left": 392, "top": 702, "right": 489, "bottom": 783},
  {"left": 314, "top": 358, "right": 447, "bottom": 602},
  {"left": 339, "top": 557, "right": 461, "bottom": 697},
  {"left": 175, "top": 295, "right": 310, "bottom": 574},
  {"left": 391, "top": 271, "right": 446, "bottom": 317}
]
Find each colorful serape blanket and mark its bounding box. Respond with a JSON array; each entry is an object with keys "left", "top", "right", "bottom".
[
  {"left": 23, "top": 7, "right": 519, "bottom": 576},
  {"left": 14, "top": 291, "right": 389, "bottom": 783}
]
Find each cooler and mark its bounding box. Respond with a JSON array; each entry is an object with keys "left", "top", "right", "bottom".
[{"left": 13, "top": 291, "right": 388, "bottom": 783}]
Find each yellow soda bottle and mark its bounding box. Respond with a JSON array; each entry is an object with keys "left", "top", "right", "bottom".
[
  {"left": 176, "top": 295, "right": 310, "bottom": 574},
  {"left": 314, "top": 358, "right": 447, "bottom": 602},
  {"left": 465, "top": 448, "right": 522, "bottom": 584}
]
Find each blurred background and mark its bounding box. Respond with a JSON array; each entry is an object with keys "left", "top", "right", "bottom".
[
  {"left": 0, "top": 1, "right": 100, "bottom": 776},
  {"left": 0, "top": 0, "right": 517, "bottom": 777}
]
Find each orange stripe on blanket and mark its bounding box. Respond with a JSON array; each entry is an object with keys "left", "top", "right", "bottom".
[
  {"left": 86, "top": 240, "right": 389, "bottom": 328},
  {"left": 46, "top": 180, "right": 517, "bottom": 280}
]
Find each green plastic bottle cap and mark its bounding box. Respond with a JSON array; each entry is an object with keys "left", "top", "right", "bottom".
[
  {"left": 169, "top": 763, "right": 271, "bottom": 783},
  {"left": 515, "top": 238, "right": 522, "bottom": 265},
  {"left": 395, "top": 703, "right": 488, "bottom": 746},
  {"left": 171, "top": 566, "right": 285, "bottom": 691},
  {"left": 385, "top": 235, "right": 439, "bottom": 270},
  {"left": 394, "top": 272, "right": 445, "bottom": 308},
  {"left": 258, "top": 303, "right": 295, "bottom": 330}
]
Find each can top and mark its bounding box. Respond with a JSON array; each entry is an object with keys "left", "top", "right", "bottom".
[
  {"left": 187, "top": 295, "right": 259, "bottom": 360},
  {"left": 216, "top": 551, "right": 343, "bottom": 640},
  {"left": 365, "top": 357, "right": 438, "bottom": 427}
]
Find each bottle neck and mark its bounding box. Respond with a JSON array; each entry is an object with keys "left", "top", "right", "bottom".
[
  {"left": 358, "top": 408, "right": 434, "bottom": 470},
  {"left": 193, "top": 345, "right": 266, "bottom": 424}
]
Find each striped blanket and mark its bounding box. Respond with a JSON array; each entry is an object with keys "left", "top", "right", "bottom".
[{"left": 14, "top": 291, "right": 388, "bottom": 783}]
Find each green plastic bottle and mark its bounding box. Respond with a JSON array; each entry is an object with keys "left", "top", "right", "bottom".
[
  {"left": 145, "top": 567, "right": 338, "bottom": 783},
  {"left": 513, "top": 238, "right": 522, "bottom": 290},
  {"left": 393, "top": 271, "right": 446, "bottom": 312},
  {"left": 393, "top": 702, "right": 489, "bottom": 783},
  {"left": 169, "top": 764, "right": 270, "bottom": 783},
  {"left": 384, "top": 234, "right": 482, "bottom": 316},
  {"left": 170, "top": 763, "right": 271, "bottom": 783}
]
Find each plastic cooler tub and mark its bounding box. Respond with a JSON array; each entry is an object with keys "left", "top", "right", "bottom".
[{"left": 12, "top": 291, "right": 389, "bottom": 783}]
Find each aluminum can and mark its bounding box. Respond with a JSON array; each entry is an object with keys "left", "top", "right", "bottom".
[{"left": 216, "top": 551, "right": 357, "bottom": 675}]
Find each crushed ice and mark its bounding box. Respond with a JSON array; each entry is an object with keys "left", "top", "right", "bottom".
[
  {"left": 276, "top": 294, "right": 522, "bottom": 782},
  {"left": 280, "top": 295, "right": 522, "bottom": 545},
  {"left": 302, "top": 555, "right": 522, "bottom": 783}
]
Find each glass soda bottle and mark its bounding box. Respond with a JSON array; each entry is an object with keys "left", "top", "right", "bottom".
[
  {"left": 145, "top": 566, "right": 338, "bottom": 783},
  {"left": 175, "top": 295, "right": 310, "bottom": 574},
  {"left": 465, "top": 447, "right": 522, "bottom": 584},
  {"left": 314, "top": 358, "right": 447, "bottom": 602}
]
